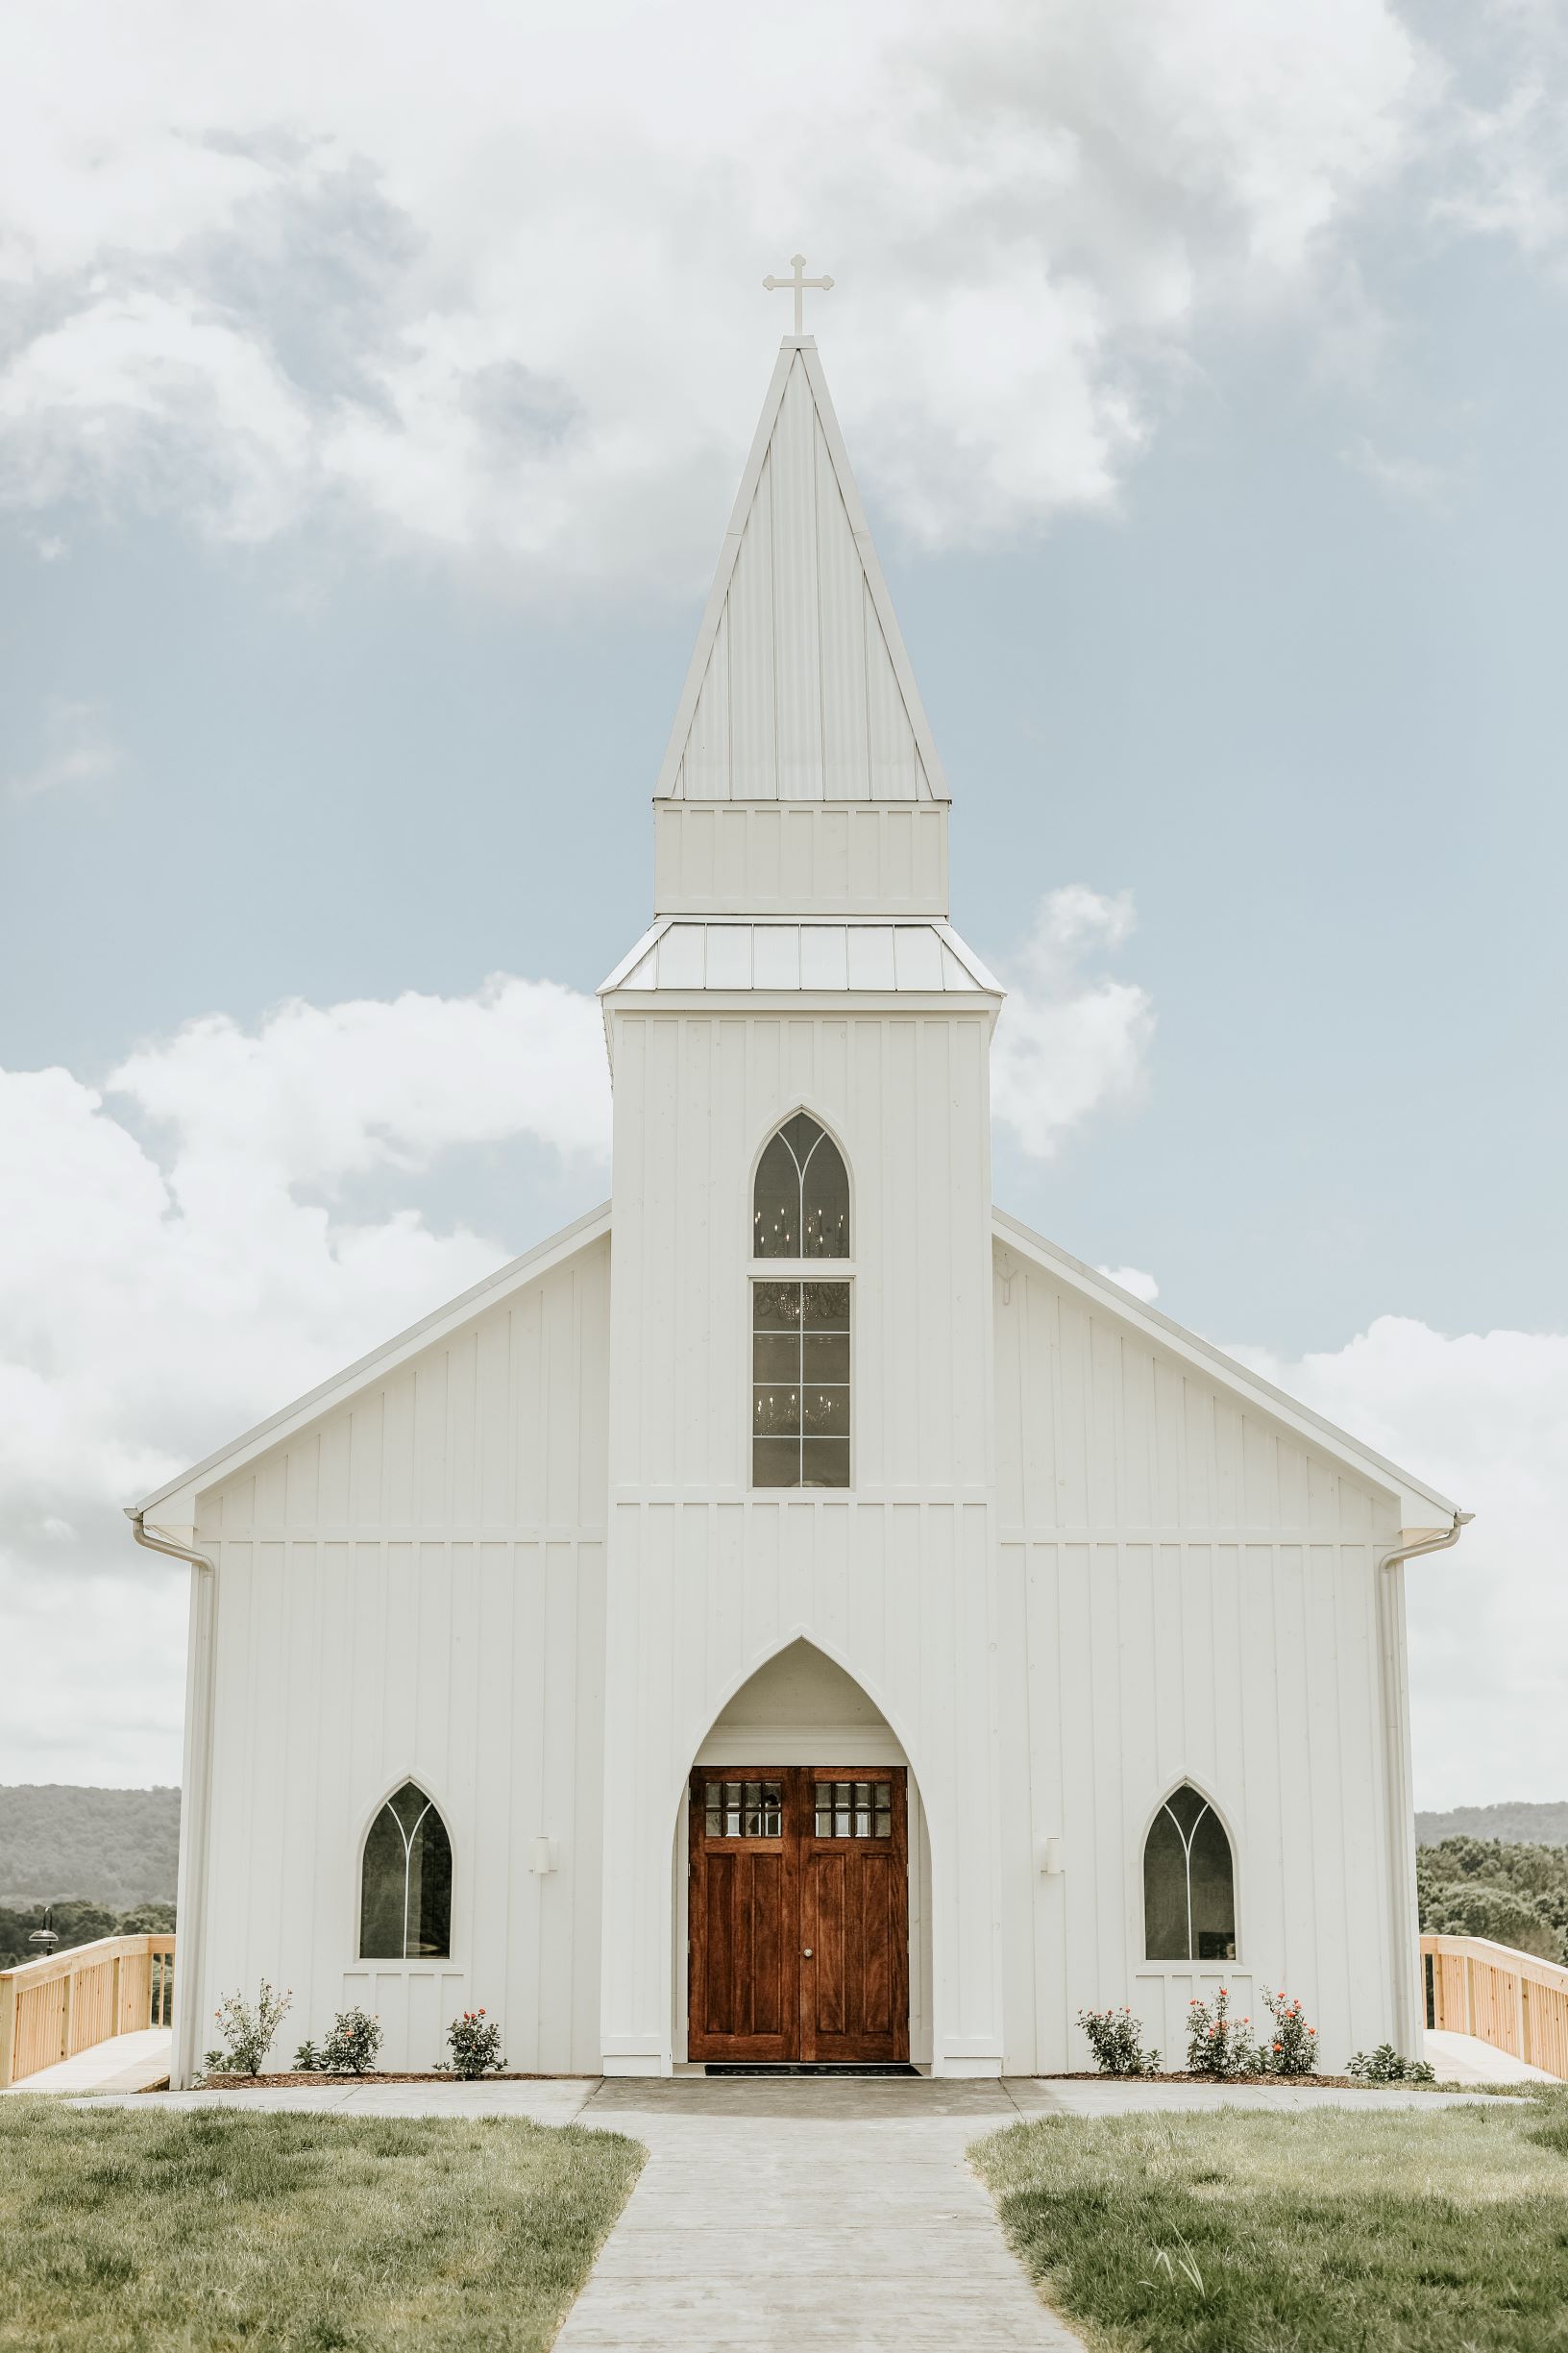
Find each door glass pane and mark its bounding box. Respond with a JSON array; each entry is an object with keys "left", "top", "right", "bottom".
[
  {"left": 814, "top": 1780, "right": 892, "bottom": 1837},
  {"left": 703, "top": 1777, "right": 781, "bottom": 1837}
]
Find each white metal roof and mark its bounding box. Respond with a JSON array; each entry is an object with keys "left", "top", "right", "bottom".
[
  {"left": 600, "top": 919, "right": 999, "bottom": 996},
  {"left": 655, "top": 337, "right": 948, "bottom": 806}
]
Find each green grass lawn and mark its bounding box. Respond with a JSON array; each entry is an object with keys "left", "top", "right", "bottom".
[
  {"left": 973, "top": 2092, "right": 1568, "bottom": 2353},
  {"left": 0, "top": 2101, "right": 643, "bottom": 2351}
]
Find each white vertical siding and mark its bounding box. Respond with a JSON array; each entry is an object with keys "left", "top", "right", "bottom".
[
  {"left": 992, "top": 1250, "right": 1406, "bottom": 2074},
  {"left": 598, "top": 1004, "right": 1004, "bottom": 2072},
  {"left": 193, "top": 1239, "right": 610, "bottom": 2073}
]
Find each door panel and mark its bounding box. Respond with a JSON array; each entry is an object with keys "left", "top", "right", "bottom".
[
  {"left": 688, "top": 1766, "right": 909, "bottom": 2065},
  {"left": 801, "top": 1772, "right": 909, "bottom": 2064}
]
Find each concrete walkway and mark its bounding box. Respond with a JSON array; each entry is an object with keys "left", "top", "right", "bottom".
[{"left": 556, "top": 2076, "right": 1083, "bottom": 2351}]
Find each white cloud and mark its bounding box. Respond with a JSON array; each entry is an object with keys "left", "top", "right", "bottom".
[
  {"left": 0, "top": 0, "right": 1460, "bottom": 586},
  {"left": 991, "top": 886, "right": 1154, "bottom": 1158},
  {"left": 1097, "top": 1264, "right": 1161, "bottom": 1304},
  {"left": 1228, "top": 1318, "right": 1568, "bottom": 1808},
  {"left": 7, "top": 698, "right": 123, "bottom": 801},
  {"left": 0, "top": 972, "right": 610, "bottom": 1780},
  {"left": 1344, "top": 434, "right": 1449, "bottom": 507}
]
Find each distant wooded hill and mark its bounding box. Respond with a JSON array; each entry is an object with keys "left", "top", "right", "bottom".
[
  {"left": 0, "top": 1784, "right": 180, "bottom": 1906},
  {"left": 1415, "top": 1802, "right": 1568, "bottom": 1849}
]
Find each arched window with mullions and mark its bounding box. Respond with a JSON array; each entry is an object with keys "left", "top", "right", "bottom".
[
  {"left": 753, "top": 1113, "right": 849, "bottom": 1260},
  {"left": 752, "top": 1114, "right": 850, "bottom": 1489},
  {"left": 1143, "top": 1783, "right": 1237, "bottom": 1961},
  {"left": 359, "top": 1780, "right": 453, "bottom": 1959}
]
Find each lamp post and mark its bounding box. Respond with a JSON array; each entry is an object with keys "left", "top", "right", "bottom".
[{"left": 27, "top": 1904, "right": 59, "bottom": 1957}]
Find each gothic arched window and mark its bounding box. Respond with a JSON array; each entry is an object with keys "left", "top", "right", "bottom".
[
  {"left": 752, "top": 1115, "right": 850, "bottom": 1489},
  {"left": 752, "top": 1113, "right": 849, "bottom": 1260},
  {"left": 1143, "top": 1783, "right": 1236, "bottom": 1961},
  {"left": 359, "top": 1780, "right": 453, "bottom": 1959}
]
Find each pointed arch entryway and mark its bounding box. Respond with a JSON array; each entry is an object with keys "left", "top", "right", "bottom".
[{"left": 674, "top": 1639, "right": 932, "bottom": 2068}]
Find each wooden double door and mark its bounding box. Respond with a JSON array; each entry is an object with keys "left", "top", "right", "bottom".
[{"left": 687, "top": 1766, "right": 909, "bottom": 2065}]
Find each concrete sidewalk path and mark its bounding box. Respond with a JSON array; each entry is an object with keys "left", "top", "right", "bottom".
[{"left": 554, "top": 2074, "right": 1085, "bottom": 2353}]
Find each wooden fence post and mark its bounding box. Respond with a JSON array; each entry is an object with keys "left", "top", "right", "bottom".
[{"left": 0, "top": 1973, "right": 17, "bottom": 2091}]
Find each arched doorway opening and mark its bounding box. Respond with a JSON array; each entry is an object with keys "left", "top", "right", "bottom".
[{"left": 673, "top": 1640, "right": 933, "bottom": 2069}]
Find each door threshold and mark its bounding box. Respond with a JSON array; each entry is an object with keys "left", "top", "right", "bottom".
[{"left": 702, "top": 2062, "right": 918, "bottom": 2076}]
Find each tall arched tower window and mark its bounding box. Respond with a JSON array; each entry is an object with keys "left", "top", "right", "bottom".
[
  {"left": 752, "top": 1114, "right": 850, "bottom": 1489},
  {"left": 1142, "top": 1783, "right": 1237, "bottom": 1961},
  {"left": 359, "top": 1780, "right": 453, "bottom": 1959}
]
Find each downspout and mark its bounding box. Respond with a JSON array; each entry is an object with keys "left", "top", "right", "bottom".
[
  {"left": 1376, "top": 1508, "right": 1474, "bottom": 2057},
  {"left": 127, "top": 1509, "right": 217, "bottom": 2091}
]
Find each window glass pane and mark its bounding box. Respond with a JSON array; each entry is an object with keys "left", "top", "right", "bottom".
[
  {"left": 1189, "top": 1806, "right": 1236, "bottom": 1959},
  {"left": 780, "top": 1112, "right": 822, "bottom": 1162},
  {"left": 1164, "top": 1782, "right": 1209, "bottom": 1837},
  {"left": 1142, "top": 1806, "right": 1190, "bottom": 1959},
  {"left": 801, "top": 1132, "right": 850, "bottom": 1260},
  {"left": 753, "top": 1332, "right": 798, "bottom": 1381},
  {"left": 753, "top": 1282, "right": 802, "bottom": 1331},
  {"left": 803, "top": 1385, "right": 849, "bottom": 1434},
  {"left": 753, "top": 1435, "right": 801, "bottom": 1487},
  {"left": 407, "top": 1804, "right": 453, "bottom": 1958},
  {"left": 753, "top": 1385, "right": 801, "bottom": 1435},
  {"left": 802, "top": 1282, "right": 850, "bottom": 1331},
  {"left": 801, "top": 1332, "right": 849, "bottom": 1383},
  {"left": 359, "top": 1805, "right": 408, "bottom": 1958},
  {"left": 753, "top": 1134, "right": 800, "bottom": 1258},
  {"left": 801, "top": 1437, "right": 849, "bottom": 1487},
  {"left": 813, "top": 1779, "right": 893, "bottom": 1835}
]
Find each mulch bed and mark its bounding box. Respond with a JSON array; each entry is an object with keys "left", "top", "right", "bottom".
[{"left": 193, "top": 2071, "right": 571, "bottom": 2088}]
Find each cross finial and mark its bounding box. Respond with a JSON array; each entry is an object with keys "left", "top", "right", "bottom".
[{"left": 763, "top": 253, "right": 833, "bottom": 337}]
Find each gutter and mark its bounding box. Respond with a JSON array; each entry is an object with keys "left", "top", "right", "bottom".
[
  {"left": 127, "top": 1509, "right": 216, "bottom": 2092},
  {"left": 1376, "top": 1507, "right": 1474, "bottom": 2056}
]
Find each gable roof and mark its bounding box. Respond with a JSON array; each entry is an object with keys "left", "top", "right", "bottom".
[
  {"left": 992, "top": 1207, "right": 1459, "bottom": 1527},
  {"left": 656, "top": 336, "right": 948, "bottom": 805},
  {"left": 132, "top": 1202, "right": 611, "bottom": 1525}
]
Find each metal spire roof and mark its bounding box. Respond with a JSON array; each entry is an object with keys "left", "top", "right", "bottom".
[{"left": 655, "top": 336, "right": 948, "bottom": 805}]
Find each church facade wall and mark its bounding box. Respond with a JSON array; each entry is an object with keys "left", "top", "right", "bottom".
[
  {"left": 992, "top": 1250, "right": 1409, "bottom": 2073},
  {"left": 189, "top": 1238, "right": 610, "bottom": 2073},
  {"left": 598, "top": 1003, "right": 1006, "bottom": 2073}
]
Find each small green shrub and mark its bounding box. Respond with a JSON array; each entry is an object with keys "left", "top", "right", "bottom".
[
  {"left": 1077, "top": 2005, "right": 1160, "bottom": 2076},
  {"left": 1260, "top": 1986, "right": 1318, "bottom": 2075},
  {"left": 1185, "top": 1986, "right": 1260, "bottom": 2078},
  {"left": 1347, "top": 2042, "right": 1436, "bottom": 2084},
  {"left": 321, "top": 2006, "right": 382, "bottom": 2074},
  {"left": 290, "top": 2039, "right": 324, "bottom": 2072},
  {"left": 205, "top": 1979, "right": 291, "bottom": 2076},
  {"left": 440, "top": 2008, "right": 507, "bottom": 2079}
]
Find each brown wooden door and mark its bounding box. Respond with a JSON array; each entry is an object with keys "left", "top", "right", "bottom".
[{"left": 688, "top": 1767, "right": 908, "bottom": 2065}]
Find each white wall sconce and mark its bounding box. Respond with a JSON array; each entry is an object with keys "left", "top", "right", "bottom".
[
  {"left": 1038, "top": 1836, "right": 1064, "bottom": 1875},
  {"left": 529, "top": 1837, "right": 559, "bottom": 1875}
]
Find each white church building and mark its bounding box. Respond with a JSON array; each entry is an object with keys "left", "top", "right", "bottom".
[{"left": 133, "top": 316, "right": 1465, "bottom": 2090}]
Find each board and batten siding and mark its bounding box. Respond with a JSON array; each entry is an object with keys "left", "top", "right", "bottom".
[
  {"left": 191, "top": 1238, "right": 610, "bottom": 2072},
  {"left": 598, "top": 1004, "right": 1007, "bottom": 2072},
  {"left": 992, "top": 1245, "right": 1407, "bottom": 2073}
]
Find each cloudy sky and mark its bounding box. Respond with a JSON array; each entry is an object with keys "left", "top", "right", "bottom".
[{"left": 2, "top": 0, "right": 1564, "bottom": 1809}]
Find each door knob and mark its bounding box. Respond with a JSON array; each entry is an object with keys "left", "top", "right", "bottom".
[{"left": 802, "top": 1948, "right": 813, "bottom": 1957}]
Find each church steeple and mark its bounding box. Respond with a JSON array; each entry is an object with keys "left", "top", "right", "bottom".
[{"left": 656, "top": 333, "right": 949, "bottom": 806}]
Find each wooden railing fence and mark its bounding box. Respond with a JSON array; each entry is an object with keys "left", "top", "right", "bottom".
[
  {"left": 1422, "top": 1932, "right": 1568, "bottom": 2080},
  {"left": 0, "top": 1934, "right": 175, "bottom": 2089}
]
